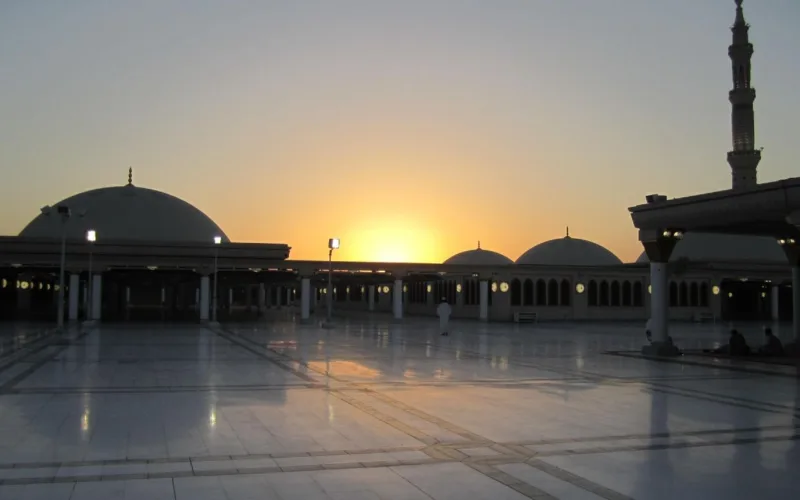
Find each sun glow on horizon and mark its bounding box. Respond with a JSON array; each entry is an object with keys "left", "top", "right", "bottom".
[{"left": 336, "top": 216, "right": 443, "bottom": 263}]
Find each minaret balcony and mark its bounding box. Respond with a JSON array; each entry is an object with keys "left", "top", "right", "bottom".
[
  {"left": 729, "top": 88, "right": 756, "bottom": 104},
  {"left": 727, "top": 149, "right": 761, "bottom": 168}
]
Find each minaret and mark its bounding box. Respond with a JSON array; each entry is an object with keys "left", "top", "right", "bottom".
[{"left": 727, "top": 0, "right": 760, "bottom": 190}]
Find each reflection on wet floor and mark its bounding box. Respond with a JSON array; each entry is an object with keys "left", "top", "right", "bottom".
[{"left": 0, "top": 317, "right": 797, "bottom": 499}]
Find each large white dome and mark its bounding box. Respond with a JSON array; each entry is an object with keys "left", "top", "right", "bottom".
[
  {"left": 444, "top": 247, "right": 513, "bottom": 266},
  {"left": 20, "top": 182, "right": 229, "bottom": 243},
  {"left": 517, "top": 236, "right": 622, "bottom": 266},
  {"left": 636, "top": 232, "right": 786, "bottom": 264}
]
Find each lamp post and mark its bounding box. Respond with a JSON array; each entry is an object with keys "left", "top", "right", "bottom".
[
  {"left": 326, "top": 238, "right": 340, "bottom": 323},
  {"left": 86, "top": 229, "right": 96, "bottom": 321},
  {"left": 212, "top": 236, "right": 222, "bottom": 323},
  {"left": 40, "top": 205, "right": 73, "bottom": 330}
]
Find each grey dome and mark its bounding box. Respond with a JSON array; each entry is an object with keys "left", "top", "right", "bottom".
[
  {"left": 444, "top": 247, "right": 513, "bottom": 266},
  {"left": 636, "top": 232, "right": 785, "bottom": 264},
  {"left": 517, "top": 236, "right": 622, "bottom": 266},
  {"left": 20, "top": 183, "right": 229, "bottom": 243}
]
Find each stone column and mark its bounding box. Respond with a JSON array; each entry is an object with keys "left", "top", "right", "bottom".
[
  {"left": 125, "top": 286, "right": 132, "bottom": 320},
  {"left": 640, "top": 229, "right": 679, "bottom": 355},
  {"left": 793, "top": 267, "right": 800, "bottom": 343},
  {"left": 68, "top": 273, "right": 80, "bottom": 322},
  {"left": 258, "top": 284, "right": 266, "bottom": 313},
  {"left": 479, "top": 280, "right": 489, "bottom": 321},
  {"left": 286, "top": 287, "right": 292, "bottom": 307},
  {"left": 91, "top": 274, "right": 102, "bottom": 321},
  {"left": 200, "top": 275, "right": 210, "bottom": 321},
  {"left": 771, "top": 284, "right": 780, "bottom": 321},
  {"left": 649, "top": 262, "right": 668, "bottom": 342},
  {"left": 368, "top": 285, "right": 375, "bottom": 312},
  {"left": 393, "top": 279, "right": 403, "bottom": 320},
  {"left": 245, "top": 284, "right": 253, "bottom": 312},
  {"left": 300, "top": 278, "right": 311, "bottom": 320}
]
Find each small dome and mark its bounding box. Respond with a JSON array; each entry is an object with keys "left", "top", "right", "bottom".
[
  {"left": 636, "top": 232, "right": 786, "bottom": 264},
  {"left": 444, "top": 246, "right": 513, "bottom": 266},
  {"left": 517, "top": 235, "right": 622, "bottom": 266},
  {"left": 20, "top": 178, "right": 229, "bottom": 243}
]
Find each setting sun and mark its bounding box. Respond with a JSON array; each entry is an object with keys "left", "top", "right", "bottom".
[{"left": 338, "top": 215, "right": 443, "bottom": 263}]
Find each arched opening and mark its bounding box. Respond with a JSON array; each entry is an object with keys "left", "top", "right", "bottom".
[
  {"left": 622, "top": 281, "right": 632, "bottom": 306},
  {"left": 599, "top": 281, "right": 609, "bottom": 306},
  {"left": 547, "top": 279, "right": 559, "bottom": 306},
  {"left": 560, "top": 279, "right": 571, "bottom": 306},
  {"left": 588, "top": 280, "right": 598, "bottom": 306},
  {"left": 689, "top": 282, "right": 699, "bottom": 307},
  {"left": 679, "top": 282, "right": 688, "bottom": 307},
  {"left": 699, "top": 282, "right": 709, "bottom": 307},
  {"left": 610, "top": 281, "right": 620, "bottom": 306},
  {"left": 669, "top": 282, "right": 678, "bottom": 307},
  {"left": 523, "top": 279, "right": 534, "bottom": 306},
  {"left": 536, "top": 280, "right": 547, "bottom": 306},
  {"left": 633, "top": 281, "right": 643, "bottom": 307},
  {"left": 510, "top": 279, "right": 522, "bottom": 306}
]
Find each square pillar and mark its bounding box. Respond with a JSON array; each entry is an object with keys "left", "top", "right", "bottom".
[
  {"left": 258, "top": 283, "right": 266, "bottom": 312},
  {"left": 771, "top": 284, "right": 780, "bottom": 321},
  {"left": 300, "top": 278, "right": 311, "bottom": 320},
  {"left": 200, "top": 275, "right": 210, "bottom": 321},
  {"left": 368, "top": 285, "right": 375, "bottom": 312},
  {"left": 479, "top": 280, "right": 489, "bottom": 321},
  {"left": 286, "top": 287, "right": 292, "bottom": 306},
  {"left": 68, "top": 273, "right": 80, "bottom": 321},
  {"left": 649, "top": 262, "right": 668, "bottom": 343},
  {"left": 393, "top": 280, "right": 403, "bottom": 320},
  {"left": 91, "top": 274, "right": 103, "bottom": 321},
  {"left": 793, "top": 267, "right": 800, "bottom": 343}
]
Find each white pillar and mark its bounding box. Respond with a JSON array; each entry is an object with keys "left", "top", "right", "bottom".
[
  {"left": 393, "top": 280, "right": 403, "bottom": 319},
  {"left": 368, "top": 285, "right": 375, "bottom": 311},
  {"left": 771, "top": 285, "right": 780, "bottom": 321},
  {"left": 301, "top": 278, "right": 311, "bottom": 320},
  {"left": 650, "top": 262, "right": 669, "bottom": 343},
  {"left": 91, "top": 274, "right": 102, "bottom": 320},
  {"left": 200, "top": 276, "right": 210, "bottom": 321},
  {"left": 68, "top": 273, "right": 80, "bottom": 321},
  {"left": 258, "top": 283, "right": 266, "bottom": 312},
  {"left": 793, "top": 267, "right": 800, "bottom": 343},
  {"left": 479, "top": 280, "right": 489, "bottom": 321}
]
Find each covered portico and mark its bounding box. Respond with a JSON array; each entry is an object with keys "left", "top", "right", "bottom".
[{"left": 630, "top": 178, "right": 800, "bottom": 355}]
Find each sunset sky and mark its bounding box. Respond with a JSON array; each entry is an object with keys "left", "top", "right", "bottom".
[{"left": 1, "top": 0, "right": 799, "bottom": 263}]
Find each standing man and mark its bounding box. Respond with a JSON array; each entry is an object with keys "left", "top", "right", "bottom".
[{"left": 437, "top": 298, "right": 452, "bottom": 336}]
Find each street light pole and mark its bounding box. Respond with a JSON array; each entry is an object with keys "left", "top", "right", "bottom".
[
  {"left": 86, "top": 230, "right": 96, "bottom": 321},
  {"left": 212, "top": 236, "right": 222, "bottom": 323},
  {"left": 327, "top": 248, "right": 333, "bottom": 322},
  {"left": 326, "top": 238, "right": 340, "bottom": 324},
  {"left": 57, "top": 219, "right": 67, "bottom": 330}
]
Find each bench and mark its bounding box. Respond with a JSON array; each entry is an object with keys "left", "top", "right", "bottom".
[{"left": 513, "top": 312, "right": 538, "bottom": 324}]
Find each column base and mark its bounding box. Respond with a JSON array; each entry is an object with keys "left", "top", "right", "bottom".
[{"left": 642, "top": 341, "right": 682, "bottom": 357}]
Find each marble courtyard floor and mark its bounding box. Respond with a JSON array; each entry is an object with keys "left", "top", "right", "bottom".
[{"left": 0, "top": 317, "right": 797, "bottom": 499}]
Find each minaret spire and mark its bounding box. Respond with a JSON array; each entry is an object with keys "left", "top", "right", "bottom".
[
  {"left": 127, "top": 167, "right": 133, "bottom": 186},
  {"left": 727, "top": 0, "right": 760, "bottom": 190}
]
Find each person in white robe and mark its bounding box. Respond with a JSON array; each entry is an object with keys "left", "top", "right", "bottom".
[{"left": 436, "top": 298, "right": 452, "bottom": 336}]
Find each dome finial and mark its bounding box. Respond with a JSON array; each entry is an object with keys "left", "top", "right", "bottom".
[
  {"left": 127, "top": 167, "right": 133, "bottom": 186},
  {"left": 477, "top": 240, "right": 481, "bottom": 250},
  {"left": 566, "top": 226, "right": 570, "bottom": 238}
]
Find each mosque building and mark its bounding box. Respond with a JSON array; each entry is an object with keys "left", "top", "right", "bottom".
[{"left": 0, "top": 0, "right": 796, "bottom": 332}]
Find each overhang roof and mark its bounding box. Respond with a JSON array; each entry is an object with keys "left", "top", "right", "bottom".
[{"left": 628, "top": 177, "right": 800, "bottom": 238}]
